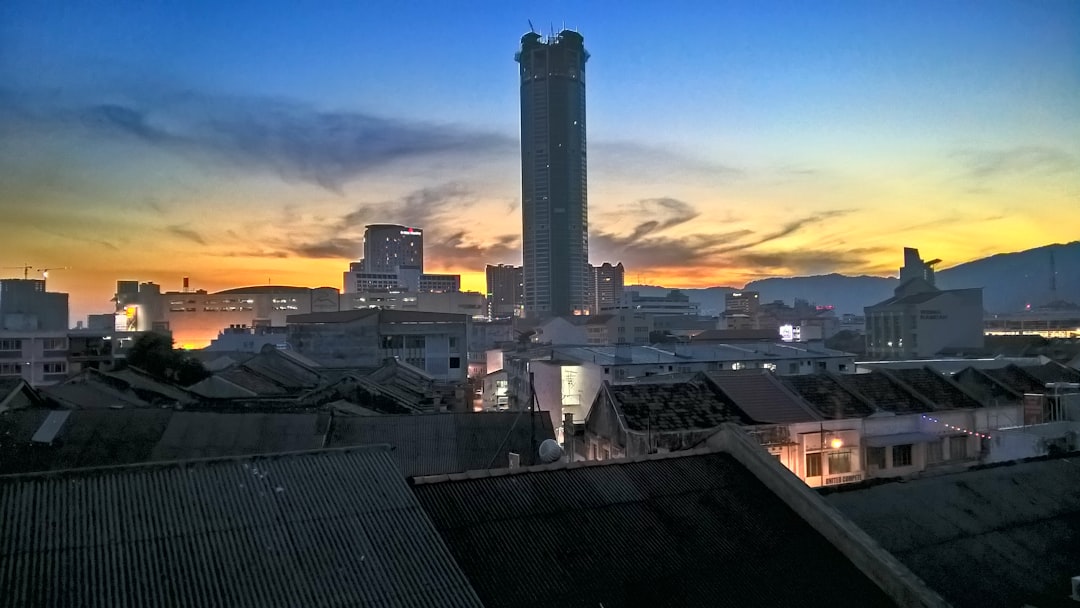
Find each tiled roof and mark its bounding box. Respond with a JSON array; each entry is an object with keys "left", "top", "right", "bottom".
[
  {"left": 604, "top": 380, "right": 749, "bottom": 432},
  {"left": 237, "top": 348, "right": 324, "bottom": 390},
  {"left": 705, "top": 371, "right": 822, "bottom": 423},
  {"left": 780, "top": 374, "right": 877, "bottom": 419},
  {"left": 0, "top": 448, "right": 483, "bottom": 608},
  {"left": 412, "top": 451, "right": 894, "bottom": 608},
  {"left": 833, "top": 371, "right": 934, "bottom": 414},
  {"left": 826, "top": 454, "right": 1080, "bottom": 608},
  {"left": 880, "top": 367, "right": 984, "bottom": 410},
  {"left": 328, "top": 411, "right": 555, "bottom": 476}
]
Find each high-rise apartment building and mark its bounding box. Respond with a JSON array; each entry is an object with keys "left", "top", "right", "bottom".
[
  {"left": 725, "top": 291, "right": 760, "bottom": 316},
  {"left": 517, "top": 30, "right": 589, "bottom": 317},
  {"left": 590, "top": 262, "right": 625, "bottom": 313},
  {"left": 486, "top": 264, "right": 524, "bottom": 319},
  {"left": 362, "top": 224, "right": 423, "bottom": 274}
]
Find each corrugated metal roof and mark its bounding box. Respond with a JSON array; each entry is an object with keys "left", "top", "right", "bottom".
[
  {"left": 705, "top": 371, "right": 822, "bottom": 423},
  {"left": 604, "top": 380, "right": 747, "bottom": 432},
  {"left": 150, "top": 412, "right": 327, "bottom": 461},
  {"left": 412, "top": 451, "right": 895, "bottom": 608},
  {"left": 826, "top": 454, "right": 1080, "bottom": 608},
  {"left": 881, "top": 366, "right": 984, "bottom": 410},
  {"left": 780, "top": 374, "right": 877, "bottom": 419},
  {"left": 834, "top": 371, "right": 934, "bottom": 414},
  {"left": 0, "top": 447, "right": 483, "bottom": 608},
  {"left": 328, "top": 412, "right": 556, "bottom": 476}
]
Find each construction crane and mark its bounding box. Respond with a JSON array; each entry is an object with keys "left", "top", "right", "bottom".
[
  {"left": 37, "top": 267, "right": 69, "bottom": 279},
  {"left": 1, "top": 264, "right": 34, "bottom": 279}
]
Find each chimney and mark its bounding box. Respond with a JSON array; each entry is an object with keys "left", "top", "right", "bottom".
[
  {"left": 183, "top": 276, "right": 190, "bottom": 292},
  {"left": 563, "top": 412, "right": 575, "bottom": 458}
]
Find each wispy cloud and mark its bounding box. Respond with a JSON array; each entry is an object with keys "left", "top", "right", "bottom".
[
  {"left": 953, "top": 146, "right": 1077, "bottom": 181},
  {"left": 426, "top": 232, "right": 521, "bottom": 269},
  {"left": 0, "top": 87, "right": 515, "bottom": 193},
  {"left": 166, "top": 224, "right": 206, "bottom": 245}
]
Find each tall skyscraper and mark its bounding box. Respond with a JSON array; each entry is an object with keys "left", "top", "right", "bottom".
[
  {"left": 516, "top": 30, "right": 589, "bottom": 318},
  {"left": 362, "top": 224, "right": 423, "bottom": 274}
]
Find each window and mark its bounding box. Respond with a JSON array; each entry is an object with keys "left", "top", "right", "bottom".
[
  {"left": 949, "top": 435, "right": 968, "bottom": 460},
  {"left": 866, "top": 446, "right": 886, "bottom": 470},
  {"left": 43, "top": 362, "right": 66, "bottom": 374},
  {"left": 926, "top": 440, "right": 943, "bottom": 464},
  {"left": 892, "top": 444, "right": 913, "bottom": 467},
  {"left": 806, "top": 452, "right": 822, "bottom": 477},
  {"left": 817, "top": 361, "right": 827, "bottom": 370},
  {"left": 0, "top": 339, "right": 21, "bottom": 351},
  {"left": 42, "top": 338, "right": 66, "bottom": 350},
  {"left": 828, "top": 450, "right": 852, "bottom": 474},
  {"left": 448, "top": 337, "right": 458, "bottom": 349},
  {"left": 381, "top": 335, "right": 404, "bottom": 349},
  {"left": 404, "top": 335, "right": 425, "bottom": 349},
  {"left": 839, "top": 364, "right": 849, "bottom": 372},
  {"left": 449, "top": 357, "right": 460, "bottom": 369},
  {"left": 788, "top": 363, "right": 798, "bottom": 374},
  {"left": 0, "top": 362, "right": 21, "bottom": 376}
]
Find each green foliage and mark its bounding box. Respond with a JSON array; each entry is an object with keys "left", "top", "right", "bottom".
[{"left": 125, "top": 333, "right": 211, "bottom": 386}]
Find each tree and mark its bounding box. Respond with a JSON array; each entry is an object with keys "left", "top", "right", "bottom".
[{"left": 125, "top": 333, "right": 210, "bottom": 386}]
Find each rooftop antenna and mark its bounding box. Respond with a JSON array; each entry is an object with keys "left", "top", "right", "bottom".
[{"left": 528, "top": 19, "right": 536, "bottom": 33}]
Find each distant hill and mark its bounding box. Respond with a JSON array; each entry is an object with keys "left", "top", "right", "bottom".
[{"left": 628, "top": 241, "right": 1080, "bottom": 315}]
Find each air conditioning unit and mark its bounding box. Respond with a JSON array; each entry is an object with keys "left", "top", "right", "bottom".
[{"left": 1070, "top": 575, "right": 1080, "bottom": 601}]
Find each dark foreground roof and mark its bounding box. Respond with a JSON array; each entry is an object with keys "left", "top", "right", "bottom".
[
  {"left": 412, "top": 451, "right": 895, "bottom": 608},
  {"left": 825, "top": 454, "right": 1080, "bottom": 608},
  {"left": 328, "top": 411, "right": 556, "bottom": 476},
  {"left": 603, "top": 380, "right": 748, "bottom": 432},
  {"left": 0, "top": 448, "right": 482, "bottom": 608}
]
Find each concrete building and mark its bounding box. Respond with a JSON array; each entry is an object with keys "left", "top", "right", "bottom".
[
  {"left": 285, "top": 309, "right": 468, "bottom": 382},
  {"left": 725, "top": 290, "right": 760, "bottom": 316},
  {"left": 865, "top": 276, "right": 984, "bottom": 359},
  {"left": 0, "top": 328, "right": 145, "bottom": 386},
  {"left": 0, "top": 279, "right": 69, "bottom": 331},
  {"left": 588, "top": 262, "right": 624, "bottom": 315},
  {"left": 343, "top": 265, "right": 460, "bottom": 294},
  {"left": 517, "top": 30, "right": 589, "bottom": 317},
  {"left": 115, "top": 282, "right": 340, "bottom": 348},
  {"left": 605, "top": 289, "right": 699, "bottom": 316},
  {"left": 340, "top": 290, "right": 484, "bottom": 318},
  {"left": 361, "top": 224, "right": 424, "bottom": 273},
  {"left": 485, "top": 264, "right": 523, "bottom": 319}
]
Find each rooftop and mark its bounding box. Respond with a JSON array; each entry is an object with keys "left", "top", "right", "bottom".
[
  {"left": 603, "top": 380, "right": 748, "bottom": 432},
  {"left": 780, "top": 374, "right": 877, "bottom": 419},
  {"left": 826, "top": 454, "right": 1080, "bottom": 608},
  {"left": 411, "top": 450, "right": 896, "bottom": 608},
  {"left": 0, "top": 447, "right": 482, "bottom": 607},
  {"left": 705, "top": 370, "right": 822, "bottom": 423}
]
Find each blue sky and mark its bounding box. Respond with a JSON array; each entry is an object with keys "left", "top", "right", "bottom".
[{"left": 2, "top": 0, "right": 1078, "bottom": 324}]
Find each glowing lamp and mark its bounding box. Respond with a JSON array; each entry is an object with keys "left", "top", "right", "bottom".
[{"left": 829, "top": 438, "right": 844, "bottom": 449}]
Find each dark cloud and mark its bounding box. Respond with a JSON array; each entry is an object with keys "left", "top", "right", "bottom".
[
  {"left": 290, "top": 238, "right": 359, "bottom": 259},
  {"left": 3, "top": 88, "right": 514, "bottom": 193},
  {"left": 591, "top": 230, "right": 754, "bottom": 268},
  {"left": 166, "top": 224, "right": 206, "bottom": 245},
  {"left": 426, "top": 232, "right": 521, "bottom": 268},
  {"left": 730, "top": 247, "right": 889, "bottom": 275},
  {"left": 712, "top": 209, "right": 854, "bottom": 254},
  {"left": 953, "top": 146, "right": 1076, "bottom": 181},
  {"left": 339, "top": 182, "right": 471, "bottom": 230}
]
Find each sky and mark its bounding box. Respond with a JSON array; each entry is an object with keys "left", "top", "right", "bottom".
[{"left": 2, "top": 0, "right": 1079, "bottom": 324}]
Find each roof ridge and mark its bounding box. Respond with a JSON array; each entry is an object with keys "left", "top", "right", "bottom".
[
  {"left": 875, "top": 368, "right": 940, "bottom": 411},
  {"left": 0, "top": 443, "right": 396, "bottom": 481},
  {"left": 409, "top": 446, "right": 726, "bottom": 486},
  {"left": 761, "top": 372, "right": 825, "bottom": 421}
]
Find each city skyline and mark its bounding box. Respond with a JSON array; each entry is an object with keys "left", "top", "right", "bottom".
[{"left": 2, "top": 1, "right": 1079, "bottom": 323}]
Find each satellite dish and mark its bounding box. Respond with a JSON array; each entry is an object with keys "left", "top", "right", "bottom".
[{"left": 538, "top": 439, "right": 564, "bottom": 463}]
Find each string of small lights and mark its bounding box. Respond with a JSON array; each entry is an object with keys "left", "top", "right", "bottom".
[{"left": 920, "top": 414, "right": 992, "bottom": 439}]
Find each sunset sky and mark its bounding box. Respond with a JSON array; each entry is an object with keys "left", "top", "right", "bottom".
[{"left": 2, "top": 0, "right": 1079, "bottom": 323}]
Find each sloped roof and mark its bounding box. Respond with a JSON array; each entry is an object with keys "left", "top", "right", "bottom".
[
  {"left": 1019, "top": 361, "right": 1080, "bottom": 385},
  {"left": 0, "top": 409, "right": 174, "bottom": 474},
  {"left": 881, "top": 367, "right": 984, "bottom": 410},
  {"left": 184, "top": 374, "right": 259, "bottom": 399},
  {"left": 604, "top": 380, "right": 748, "bottom": 433},
  {"left": 826, "top": 454, "right": 1080, "bottom": 608},
  {"left": 705, "top": 371, "right": 822, "bottom": 423},
  {"left": 0, "top": 448, "right": 483, "bottom": 608},
  {"left": 149, "top": 412, "right": 327, "bottom": 461},
  {"left": 980, "top": 364, "right": 1049, "bottom": 394},
  {"left": 780, "top": 374, "right": 877, "bottom": 419},
  {"left": 833, "top": 371, "right": 934, "bottom": 414},
  {"left": 412, "top": 451, "right": 895, "bottom": 608},
  {"left": 236, "top": 348, "right": 324, "bottom": 391},
  {"left": 327, "top": 412, "right": 555, "bottom": 476}
]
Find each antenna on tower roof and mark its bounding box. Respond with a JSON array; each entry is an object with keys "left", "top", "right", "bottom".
[{"left": 528, "top": 19, "right": 536, "bottom": 33}]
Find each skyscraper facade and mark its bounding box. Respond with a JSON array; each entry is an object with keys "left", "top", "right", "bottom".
[
  {"left": 590, "top": 262, "right": 625, "bottom": 313},
  {"left": 516, "top": 30, "right": 589, "bottom": 318},
  {"left": 486, "top": 264, "right": 524, "bottom": 319},
  {"left": 362, "top": 224, "right": 423, "bottom": 274}
]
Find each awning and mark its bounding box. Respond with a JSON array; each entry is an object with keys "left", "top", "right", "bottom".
[{"left": 864, "top": 432, "right": 941, "bottom": 447}]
